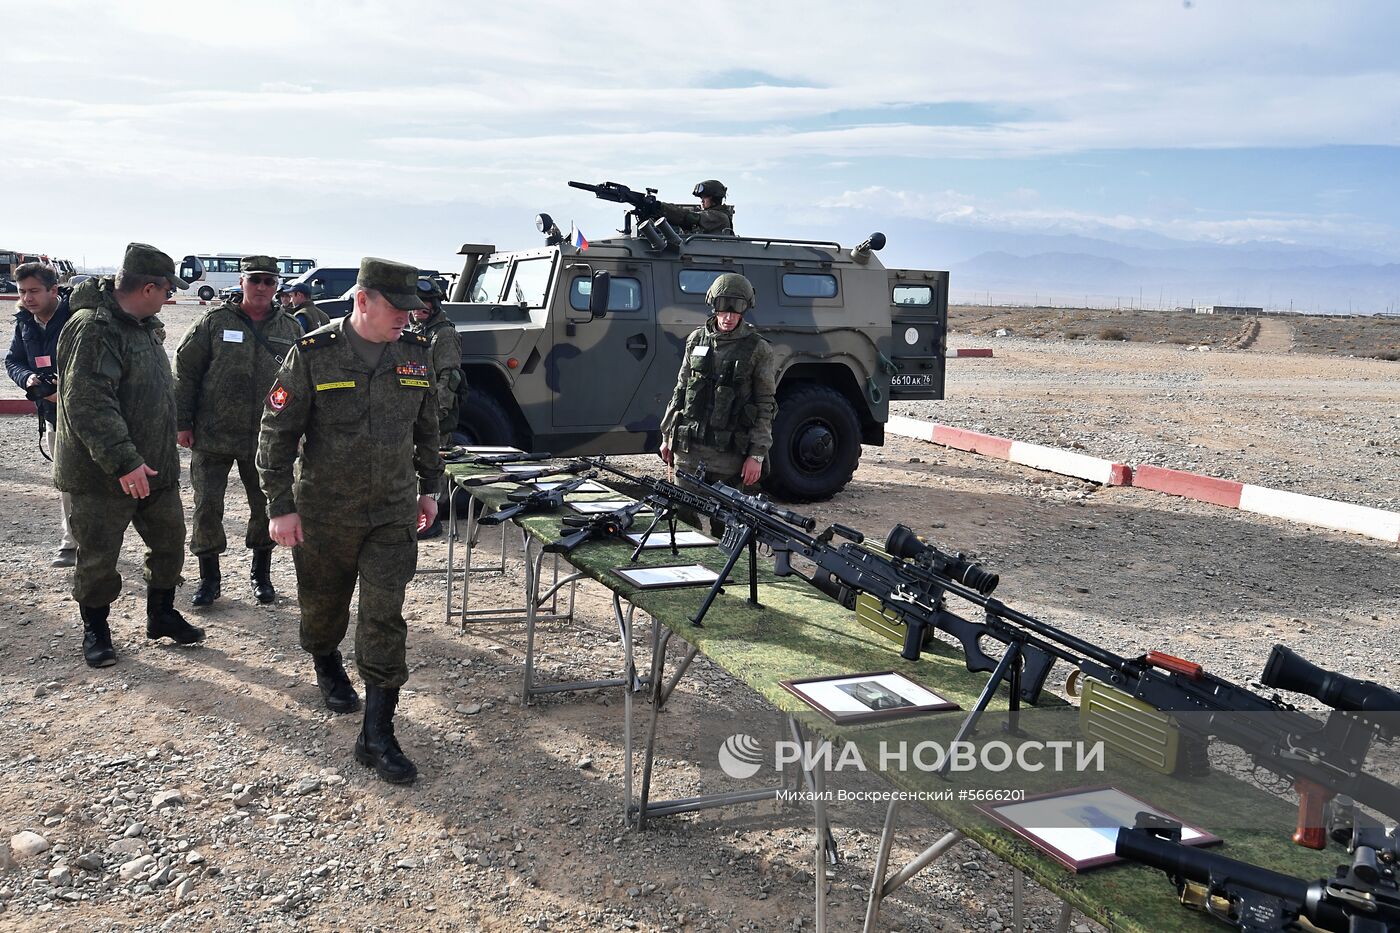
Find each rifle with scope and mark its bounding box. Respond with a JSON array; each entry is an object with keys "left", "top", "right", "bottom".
[
  {"left": 1115, "top": 807, "right": 1400, "bottom": 932},
  {"left": 476, "top": 470, "right": 600, "bottom": 525},
  {"left": 586, "top": 458, "right": 1400, "bottom": 841}
]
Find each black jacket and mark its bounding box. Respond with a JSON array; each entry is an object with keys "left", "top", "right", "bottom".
[{"left": 6, "top": 294, "right": 72, "bottom": 424}]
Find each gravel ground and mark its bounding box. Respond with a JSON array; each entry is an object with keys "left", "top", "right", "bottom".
[{"left": 1, "top": 303, "right": 1396, "bottom": 932}]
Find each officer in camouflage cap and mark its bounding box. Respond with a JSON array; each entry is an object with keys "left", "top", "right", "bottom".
[
  {"left": 658, "top": 179, "right": 736, "bottom": 236},
  {"left": 55, "top": 242, "right": 205, "bottom": 668},
  {"left": 288, "top": 282, "right": 330, "bottom": 333},
  {"left": 659, "top": 272, "right": 776, "bottom": 532},
  {"left": 406, "top": 277, "right": 463, "bottom": 539},
  {"left": 175, "top": 255, "right": 303, "bottom": 607},
  {"left": 257, "top": 257, "right": 443, "bottom": 785}
]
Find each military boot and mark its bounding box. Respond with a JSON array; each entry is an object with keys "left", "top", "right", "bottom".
[
  {"left": 250, "top": 549, "right": 275, "bottom": 604},
  {"left": 191, "top": 555, "right": 221, "bottom": 606},
  {"left": 146, "top": 588, "right": 206, "bottom": 644},
  {"left": 354, "top": 683, "right": 417, "bottom": 784},
  {"left": 312, "top": 650, "right": 360, "bottom": 713},
  {"left": 81, "top": 604, "right": 117, "bottom": 668}
]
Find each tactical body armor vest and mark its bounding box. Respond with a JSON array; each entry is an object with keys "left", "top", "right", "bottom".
[{"left": 675, "top": 326, "right": 764, "bottom": 455}]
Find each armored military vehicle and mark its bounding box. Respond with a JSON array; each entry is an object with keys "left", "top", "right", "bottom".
[{"left": 345, "top": 186, "right": 948, "bottom": 501}]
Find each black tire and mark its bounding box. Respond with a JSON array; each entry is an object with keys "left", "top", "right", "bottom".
[
  {"left": 197, "top": 285, "right": 215, "bottom": 301},
  {"left": 764, "top": 384, "right": 862, "bottom": 503},
  {"left": 455, "top": 386, "right": 522, "bottom": 448}
]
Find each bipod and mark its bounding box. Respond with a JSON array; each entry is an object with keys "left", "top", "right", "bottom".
[
  {"left": 937, "top": 640, "right": 1025, "bottom": 778},
  {"left": 689, "top": 522, "right": 760, "bottom": 628},
  {"left": 628, "top": 503, "right": 683, "bottom": 562}
]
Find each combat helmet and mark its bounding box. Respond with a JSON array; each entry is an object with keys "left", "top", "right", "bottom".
[
  {"left": 705, "top": 272, "right": 754, "bottom": 314},
  {"left": 692, "top": 179, "right": 728, "bottom": 202}
]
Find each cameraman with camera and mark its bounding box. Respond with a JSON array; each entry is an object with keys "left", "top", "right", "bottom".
[{"left": 6, "top": 261, "right": 75, "bottom": 566}]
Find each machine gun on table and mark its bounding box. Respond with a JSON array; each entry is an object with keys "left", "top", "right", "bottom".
[
  {"left": 477, "top": 470, "right": 600, "bottom": 525},
  {"left": 1115, "top": 805, "right": 1400, "bottom": 932},
  {"left": 589, "top": 458, "right": 1400, "bottom": 840}
]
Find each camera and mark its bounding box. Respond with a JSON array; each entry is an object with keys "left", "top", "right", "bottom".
[{"left": 25, "top": 373, "right": 58, "bottom": 402}]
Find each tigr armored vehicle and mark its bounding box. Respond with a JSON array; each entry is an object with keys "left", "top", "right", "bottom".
[{"left": 335, "top": 204, "right": 950, "bottom": 501}]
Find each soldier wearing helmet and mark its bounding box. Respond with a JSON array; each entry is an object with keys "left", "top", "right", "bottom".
[
  {"left": 658, "top": 179, "right": 736, "bottom": 236},
  {"left": 659, "top": 272, "right": 776, "bottom": 527}
]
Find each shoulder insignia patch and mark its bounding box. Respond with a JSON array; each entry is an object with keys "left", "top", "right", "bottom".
[
  {"left": 267, "top": 381, "right": 291, "bottom": 411},
  {"left": 398, "top": 331, "right": 430, "bottom": 346},
  {"left": 298, "top": 331, "right": 340, "bottom": 350}
]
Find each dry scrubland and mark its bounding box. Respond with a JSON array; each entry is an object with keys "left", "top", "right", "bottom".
[{"left": 0, "top": 302, "right": 1396, "bottom": 932}]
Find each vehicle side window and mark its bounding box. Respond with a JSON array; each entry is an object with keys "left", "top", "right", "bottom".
[
  {"left": 469, "top": 260, "right": 510, "bottom": 303},
  {"left": 782, "top": 273, "right": 838, "bottom": 298},
  {"left": 570, "top": 276, "right": 642, "bottom": 312},
  {"left": 679, "top": 270, "right": 725, "bottom": 295},
  {"left": 505, "top": 256, "right": 553, "bottom": 308},
  {"left": 893, "top": 285, "right": 932, "bottom": 305}
]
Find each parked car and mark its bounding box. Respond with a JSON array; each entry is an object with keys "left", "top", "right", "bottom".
[{"left": 283, "top": 267, "right": 359, "bottom": 303}]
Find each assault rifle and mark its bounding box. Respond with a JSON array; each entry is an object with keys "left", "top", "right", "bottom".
[
  {"left": 458, "top": 460, "right": 589, "bottom": 488},
  {"left": 1115, "top": 807, "right": 1400, "bottom": 932},
  {"left": 591, "top": 459, "right": 1400, "bottom": 838},
  {"left": 442, "top": 448, "right": 554, "bottom": 466},
  {"left": 477, "top": 470, "right": 599, "bottom": 525},
  {"left": 544, "top": 497, "right": 658, "bottom": 555}
]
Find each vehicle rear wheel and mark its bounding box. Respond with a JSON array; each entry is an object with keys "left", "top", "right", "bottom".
[
  {"left": 764, "top": 384, "right": 862, "bottom": 503},
  {"left": 197, "top": 285, "right": 215, "bottom": 301}
]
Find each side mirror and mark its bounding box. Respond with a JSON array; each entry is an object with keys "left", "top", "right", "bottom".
[
  {"left": 180, "top": 256, "right": 205, "bottom": 283},
  {"left": 588, "top": 270, "right": 611, "bottom": 319}
]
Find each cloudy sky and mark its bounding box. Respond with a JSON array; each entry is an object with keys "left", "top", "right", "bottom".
[{"left": 5, "top": 0, "right": 1399, "bottom": 298}]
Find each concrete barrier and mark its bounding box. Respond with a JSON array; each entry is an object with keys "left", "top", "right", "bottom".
[
  {"left": 949, "top": 348, "right": 994, "bottom": 358},
  {"left": 885, "top": 415, "right": 1398, "bottom": 544},
  {"left": 0, "top": 399, "right": 37, "bottom": 415}
]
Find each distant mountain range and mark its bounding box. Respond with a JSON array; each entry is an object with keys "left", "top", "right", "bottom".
[{"left": 871, "top": 222, "right": 1400, "bottom": 315}]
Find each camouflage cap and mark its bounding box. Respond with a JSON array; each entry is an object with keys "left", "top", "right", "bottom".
[
  {"left": 121, "top": 242, "right": 189, "bottom": 289},
  {"left": 357, "top": 257, "right": 425, "bottom": 311},
  {"left": 241, "top": 255, "right": 280, "bottom": 276}
]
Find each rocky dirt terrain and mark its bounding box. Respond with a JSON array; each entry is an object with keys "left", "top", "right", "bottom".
[{"left": 1, "top": 302, "right": 1396, "bottom": 932}]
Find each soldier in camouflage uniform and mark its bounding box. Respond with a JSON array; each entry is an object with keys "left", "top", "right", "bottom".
[
  {"left": 175, "top": 256, "right": 303, "bottom": 607},
  {"left": 659, "top": 272, "right": 777, "bottom": 533},
  {"left": 407, "top": 278, "right": 463, "bottom": 539},
  {"left": 257, "top": 257, "right": 443, "bottom": 785},
  {"left": 54, "top": 243, "right": 205, "bottom": 668},
  {"left": 288, "top": 283, "right": 331, "bottom": 333},
  {"left": 658, "top": 179, "right": 736, "bottom": 236}
]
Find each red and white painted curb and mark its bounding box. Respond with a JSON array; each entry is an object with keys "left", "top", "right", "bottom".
[
  {"left": 888, "top": 416, "right": 1399, "bottom": 544},
  {"left": 0, "top": 399, "right": 36, "bottom": 415},
  {"left": 949, "top": 348, "right": 994, "bottom": 358}
]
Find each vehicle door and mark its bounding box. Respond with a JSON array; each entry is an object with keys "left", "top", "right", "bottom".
[
  {"left": 886, "top": 269, "right": 948, "bottom": 400},
  {"left": 550, "top": 263, "right": 656, "bottom": 427}
]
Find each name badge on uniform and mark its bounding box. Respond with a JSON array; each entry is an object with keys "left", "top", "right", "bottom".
[
  {"left": 398, "top": 378, "right": 431, "bottom": 388},
  {"left": 316, "top": 381, "right": 356, "bottom": 391},
  {"left": 691, "top": 345, "right": 710, "bottom": 358},
  {"left": 222, "top": 329, "right": 244, "bottom": 343},
  {"left": 35, "top": 355, "right": 52, "bottom": 368}
]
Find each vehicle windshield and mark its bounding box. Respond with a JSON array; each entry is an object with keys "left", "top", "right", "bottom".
[{"left": 469, "top": 259, "right": 510, "bottom": 303}]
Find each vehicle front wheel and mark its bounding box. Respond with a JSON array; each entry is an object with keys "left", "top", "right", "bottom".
[
  {"left": 764, "top": 384, "right": 862, "bottom": 503},
  {"left": 455, "top": 386, "right": 523, "bottom": 449},
  {"left": 197, "top": 285, "right": 215, "bottom": 301}
]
